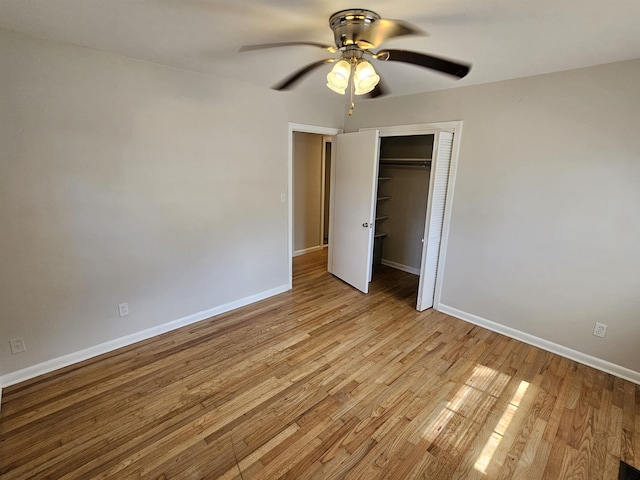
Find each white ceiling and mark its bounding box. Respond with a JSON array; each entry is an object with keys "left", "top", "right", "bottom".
[{"left": 2, "top": 0, "right": 640, "bottom": 97}]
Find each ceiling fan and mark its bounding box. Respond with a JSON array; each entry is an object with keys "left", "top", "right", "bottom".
[{"left": 240, "top": 9, "right": 471, "bottom": 114}]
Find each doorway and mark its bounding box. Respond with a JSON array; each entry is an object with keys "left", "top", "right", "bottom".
[
  {"left": 373, "top": 134, "right": 435, "bottom": 277},
  {"left": 287, "top": 123, "right": 342, "bottom": 289},
  {"left": 368, "top": 123, "right": 461, "bottom": 311},
  {"left": 292, "top": 132, "right": 326, "bottom": 257}
]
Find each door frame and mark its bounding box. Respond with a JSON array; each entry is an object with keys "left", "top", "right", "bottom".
[
  {"left": 360, "top": 121, "right": 463, "bottom": 310},
  {"left": 288, "top": 123, "right": 342, "bottom": 289},
  {"left": 320, "top": 136, "right": 333, "bottom": 247}
]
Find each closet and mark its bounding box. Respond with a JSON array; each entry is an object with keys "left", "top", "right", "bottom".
[
  {"left": 327, "top": 124, "right": 456, "bottom": 310},
  {"left": 373, "top": 134, "right": 435, "bottom": 276}
]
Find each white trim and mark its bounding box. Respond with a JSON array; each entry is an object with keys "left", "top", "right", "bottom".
[
  {"left": 380, "top": 259, "right": 420, "bottom": 275},
  {"left": 293, "top": 246, "right": 323, "bottom": 257},
  {"left": 288, "top": 123, "right": 342, "bottom": 289},
  {"left": 436, "top": 303, "right": 640, "bottom": 386},
  {"left": 0, "top": 284, "right": 289, "bottom": 388},
  {"left": 0, "top": 387, "right": 3, "bottom": 414},
  {"left": 360, "top": 121, "right": 459, "bottom": 137}
]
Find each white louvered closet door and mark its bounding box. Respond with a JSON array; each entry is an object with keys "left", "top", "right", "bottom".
[{"left": 417, "top": 131, "right": 454, "bottom": 311}]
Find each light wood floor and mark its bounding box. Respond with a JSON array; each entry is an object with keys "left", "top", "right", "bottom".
[{"left": 1, "top": 249, "right": 638, "bottom": 479}]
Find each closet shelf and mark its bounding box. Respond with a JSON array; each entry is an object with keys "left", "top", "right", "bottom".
[
  {"left": 374, "top": 232, "right": 388, "bottom": 238},
  {"left": 375, "top": 215, "right": 388, "bottom": 221},
  {"left": 378, "top": 176, "right": 392, "bottom": 181},
  {"left": 377, "top": 196, "right": 392, "bottom": 201}
]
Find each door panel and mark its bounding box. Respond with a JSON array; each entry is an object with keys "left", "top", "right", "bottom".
[
  {"left": 417, "top": 131, "right": 454, "bottom": 310},
  {"left": 328, "top": 130, "right": 380, "bottom": 293}
]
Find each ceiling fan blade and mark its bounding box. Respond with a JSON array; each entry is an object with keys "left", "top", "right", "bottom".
[
  {"left": 272, "top": 59, "right": 335, "bottom": 91},
  {"left": 377, "top": 49, "right": 470, "bottom": 79},
  {"left": 240, "top": 42, "right": 336, "bottom": 53},
  {"left": 362, "top": 19, "right": 426, "bottom": 48},
  {"left": 367, "top": 78, "right": 388, "bottom": 98}
]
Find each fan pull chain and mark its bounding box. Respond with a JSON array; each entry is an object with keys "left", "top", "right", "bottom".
[{"left": 348, "top": 57, "right": 356, "bottom": 116}]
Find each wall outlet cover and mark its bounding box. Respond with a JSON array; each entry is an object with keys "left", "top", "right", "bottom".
[
  {"left": 593, "top": 322, "right": 607, "bottom": 338},
  {"left": 118, "top": 303, "right": 129, "bottom": 317},
  {"left": 9, "top": 338, "right": 26, "bottom": 354}
]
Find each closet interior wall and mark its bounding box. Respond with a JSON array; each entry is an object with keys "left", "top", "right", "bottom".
[{"left": 374, "top": 135, "right": 435, "bottom": 275}]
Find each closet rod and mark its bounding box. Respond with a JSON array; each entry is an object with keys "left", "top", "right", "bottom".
[{"left": 379, "top": 160, "right": 431, "bottom": 167}]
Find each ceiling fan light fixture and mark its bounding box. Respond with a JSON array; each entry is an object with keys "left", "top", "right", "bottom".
[
  {"left": 326, "top": 59, "right": 351, "bottom": 94},
  {"left": 326, "top": 82, "right": 347, "bottom": 95},
  {"left": 242, "top": 8, "right": 470, "bottom": 99},
  {"left": 353, "top": 60, "right": 380, "bottom": 95}
]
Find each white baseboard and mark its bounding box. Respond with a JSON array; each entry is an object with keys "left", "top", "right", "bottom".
[
  {"left": 293, "top": 245, "right": 323, "bottom": 257},
  {"left": 436, "top": 303, "right": 640, "bottom": 385},
  {"left": 0, "top": 284, "right": 290, "bottom": 389},
  {"left": 381, "top": 259, "right": 420, "bottom": 276}
]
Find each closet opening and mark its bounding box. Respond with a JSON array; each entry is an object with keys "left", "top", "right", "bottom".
[
  {"left": 361, "top": 122, "right": 462, "bottom": 311},
  {"left": 372, "top": 134, "right": 435, "bottom": 304},
  {"left": 373, "top": 134, "right": 434, "bottom": 274}
]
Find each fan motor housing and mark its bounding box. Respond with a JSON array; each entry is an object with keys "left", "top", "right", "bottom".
[{"left": 329, "top": 9, "right": 380, "bottom": 49}]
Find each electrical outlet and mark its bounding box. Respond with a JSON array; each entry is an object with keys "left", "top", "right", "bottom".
[
  {"left": 9, "top": 338, "right": 26, "bottom": 355},
  {"left": 118, "top": 303, "right": 129, "bottom": 317},
  {"left": 593, "top": 322, "right": 607, "bottom": 338}
]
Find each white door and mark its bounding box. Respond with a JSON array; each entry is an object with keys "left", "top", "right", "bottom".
[
  {"left": 417, "top": 131, "right": 454, "bottom": 311},
  {"left": 328, "top": 130, "right": 380, "bottom": 293}
]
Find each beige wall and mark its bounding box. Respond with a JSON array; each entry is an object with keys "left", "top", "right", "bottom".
[
  {"left": 293, "top": 132, "right": 323, "bottom": 253},
  {"left": 346, "top": 59, "right": 640, "bottom": 374},
  {"left": 2, "top": 24, "right": 639, "bottom": 382},
  {"left": 0, "top": 28, "right": 343, "bottom": 378}
]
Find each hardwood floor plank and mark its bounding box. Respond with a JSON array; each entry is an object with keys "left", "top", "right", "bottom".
[{"left": 1, "top": 249, "right": 638, "bottom": 478}]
